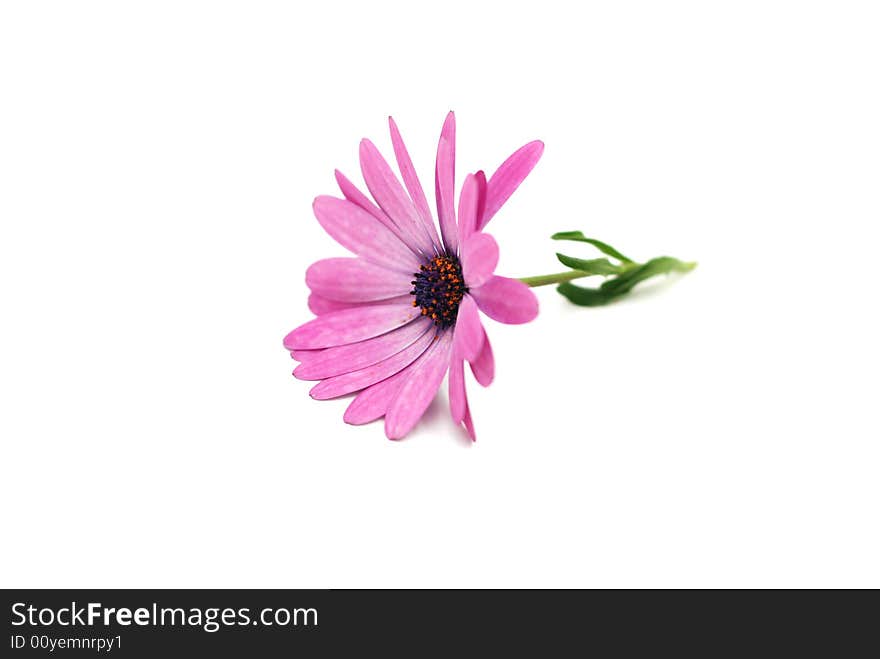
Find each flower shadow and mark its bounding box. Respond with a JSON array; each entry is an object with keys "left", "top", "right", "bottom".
[{"left": 400, "top": 390, "right": 474, "bottom": 448}]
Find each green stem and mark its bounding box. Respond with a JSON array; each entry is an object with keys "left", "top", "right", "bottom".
[
  {"left": 518, "top": 270, "right": 596, "bottom": 287},
  {"left": 518, "top": 261, "right": 640, "bottom": 287}
]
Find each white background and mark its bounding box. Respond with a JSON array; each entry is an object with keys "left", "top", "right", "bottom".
[{"left": 1, "top": 1, "right": 878, "bottom": 588}]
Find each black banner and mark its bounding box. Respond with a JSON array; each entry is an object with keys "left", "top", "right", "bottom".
[{"left": 1, "top": 589, "right": 874, "bottom": 655}]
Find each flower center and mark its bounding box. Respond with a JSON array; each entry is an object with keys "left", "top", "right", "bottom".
[{"left": 410, "top": 254, "right": 467, "bottom": 328}]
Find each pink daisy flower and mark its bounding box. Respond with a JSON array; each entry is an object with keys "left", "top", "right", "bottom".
[{"left": 283, "top": 112, "right": 543, "bottom": 440}]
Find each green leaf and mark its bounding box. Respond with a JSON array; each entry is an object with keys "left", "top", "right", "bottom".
[
  {"left": 556, "top": 256, "right": 696, "bottom": 306},
  {"left": 599, "top": 257, "right": 696, "bottom": 297},
  {"left": 551, "top": 231, "right": 634, "bottom": 263},
  {"left": 555, "top": 253, "right": 622, "bottom": 276},
  {"left": 556, "top": 282, "right": 616, "bottom": 306}
]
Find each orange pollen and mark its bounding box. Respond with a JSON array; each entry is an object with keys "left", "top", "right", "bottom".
[{"left": 409, "top": 254, "right": 467, "bottom": 329}]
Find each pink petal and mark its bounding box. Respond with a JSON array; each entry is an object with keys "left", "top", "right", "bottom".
[
  {"left": 470, "top": 276, "right": 539, "bottom": 325},
  {"left": 284, "top": 303, "right": 420, "bottom": 350},
  {"left": 453, "top": 294, "right": 484, "bottom": 361},
  {"left": 360, "top": 139, "right": 435, "bottom": 255},
  {"left": 313, "top": 196, "right": 421, "bottom": 273},
  {"left": 469, "top": 326, "right": 495, "bottom": 386},
  {"left": 290, "top": 348, "right": 323, "bottom": 362},
  {"left": 434, "top": 111, "right": 458, "bottom": 254},
  {"left": 462, "top": 406, "right": 476, "bottom": 441},
  {"left": 388, "top": 117, "right": 442, "bottom": 250},
  {"left": 309, "top": 327, "right": 437, "bottom": 400},
  {"left": 334, "top": 170, "right": 387, "bottom": 222},
  {"left": 306, "top": 258, "right": 412, "bottom": 302},
  {"left": 460, "top": 232, "right": 499, "bottom": 288},
  {"left": 343, "top": 356, "right": 418, "bottom": 425},
  {"left": 334, "top": 169, "right": 421, "bottom": 255},
  {"left": 307, "top": 294, "right": 412, "bottom": 316},
  {"left": 385, "top": 330, "right": 454, "bottom": 439},
  {"left": 448, "top": 357, "right": 467, "bottom": 424},
  {"left": 473, "top": 171, "right": 487, "bottom": 234},
  {"left": 457, "top": 172, "right": 485, "bottom": 243},
  {"left": 294, "top": 317, "right": 431, "bottom": 380},
  {"left": 308, "top": 293, "right": 350, "bottom": 316},
  {"left": 479, "top": 140, "right": 544, "bottom": 230}
]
